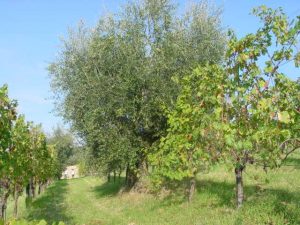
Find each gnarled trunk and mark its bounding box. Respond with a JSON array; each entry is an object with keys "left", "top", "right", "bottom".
[
  {"left": 130, "top": 159, "right": 149, "bottom": 192},
  {"left": 126, "top": 167, "right": 138, "bottom": 188},
  {"left": 124, "top": 158, "right": 149, "bottom": 192},
  {"left": 235, "top": 166, "right": 244, "bottom": 208}
]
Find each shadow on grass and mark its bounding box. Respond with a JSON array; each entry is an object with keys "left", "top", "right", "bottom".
[
  {"left": 196, "top": 179, "right": 236, "bottom": 207},
  {"left": 26, "top": 180, "right": 73, "bottom": 224},
  {"left": 92, "top": 174, "right": 300, "bottom": 224},
  {"left": 282, "top": 157, "right": 300, "bottom": 168},
  {"left": 92, "top": 178, "right": 125, "bottom": 198},
  {"left": 151, "top": 178, "right": 300, "bottom": 224},
  {"left": 196, "top": 179, "right": 300, "bottom": 224},
  {"left": 268, "top": 187, "right": 300, "bottom": 224}
]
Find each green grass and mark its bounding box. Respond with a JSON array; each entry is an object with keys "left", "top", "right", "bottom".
[{"left": 6, "top": 153, "right": 300, "bottom": 225}]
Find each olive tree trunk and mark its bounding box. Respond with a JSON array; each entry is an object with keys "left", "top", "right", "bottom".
[{"left": 126, "top": 167, "right": 138, "bottom": 188}]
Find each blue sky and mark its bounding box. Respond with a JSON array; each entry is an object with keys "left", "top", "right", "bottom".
[{"left": 0, "top": 0, "right": 299, "bottom": 133}]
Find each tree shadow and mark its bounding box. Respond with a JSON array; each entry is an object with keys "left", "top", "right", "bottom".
[
  {"left": 282, "top": 157, "right": 300, "bottom": 168},
  {"left": 92, "top": 178, "right": 125, "bottom": 198},
  {"left": 92, "top": 175, "right": 300, "bottom": 224},
  {"left": 268, "top": 188, "right": 300, "bottom": 224},
  {"left": 157, "top": 180, "right": 191, "bottom": 207},
  {"left": 196, "top": 179, "right": 236, "bottom": 207},
  {"left": 196, "top": 179, "right": 300, "bottom": 224},
  {"left": 155, "top": 193, "right": 186, "bottom": 208},
  {"left": 26, "top": 180, "right": 73, "bottom": 224},
  {"left": 148, "top": 177, "right": 300, "bottom": 224}
]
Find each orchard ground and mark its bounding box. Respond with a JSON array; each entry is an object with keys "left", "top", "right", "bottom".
[{"left": 7, "top": 152, "right": 300, "bottom": 225}]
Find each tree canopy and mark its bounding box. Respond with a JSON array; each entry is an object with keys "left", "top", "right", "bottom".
[
  {"left": 49, "top": 0, "right": 226, "bottom": 188},
  {"left": 152, "top": 5, "right": 300, "bottom": 206}
]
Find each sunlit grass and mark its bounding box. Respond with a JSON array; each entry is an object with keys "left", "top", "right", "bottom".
[{"left": 6, "top": 152, "right": 300, "bottom": 225}]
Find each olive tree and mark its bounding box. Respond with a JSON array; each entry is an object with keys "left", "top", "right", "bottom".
[{"left": 49, "top": 0, "right": 225, "bottom": 189}]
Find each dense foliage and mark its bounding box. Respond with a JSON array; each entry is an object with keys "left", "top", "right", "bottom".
[
  {"left": 49, "top": 0, "right": 225, "bottom": 189},
  {"left": 49, "top": 0, "right": 300, "bottom": 208},
  {"left": 153, "top": 6, "right": 300, "bottom": 207},
  {"left": 150, "top": 65, "right": 226, "bottom": 201},
  {"left": 0, "top": 85, "right": 58, "bottom": 221}
]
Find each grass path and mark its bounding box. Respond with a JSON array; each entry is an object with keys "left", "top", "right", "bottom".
[{"left": 6, "top": 153, "right": 300, "bottom": 225}]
